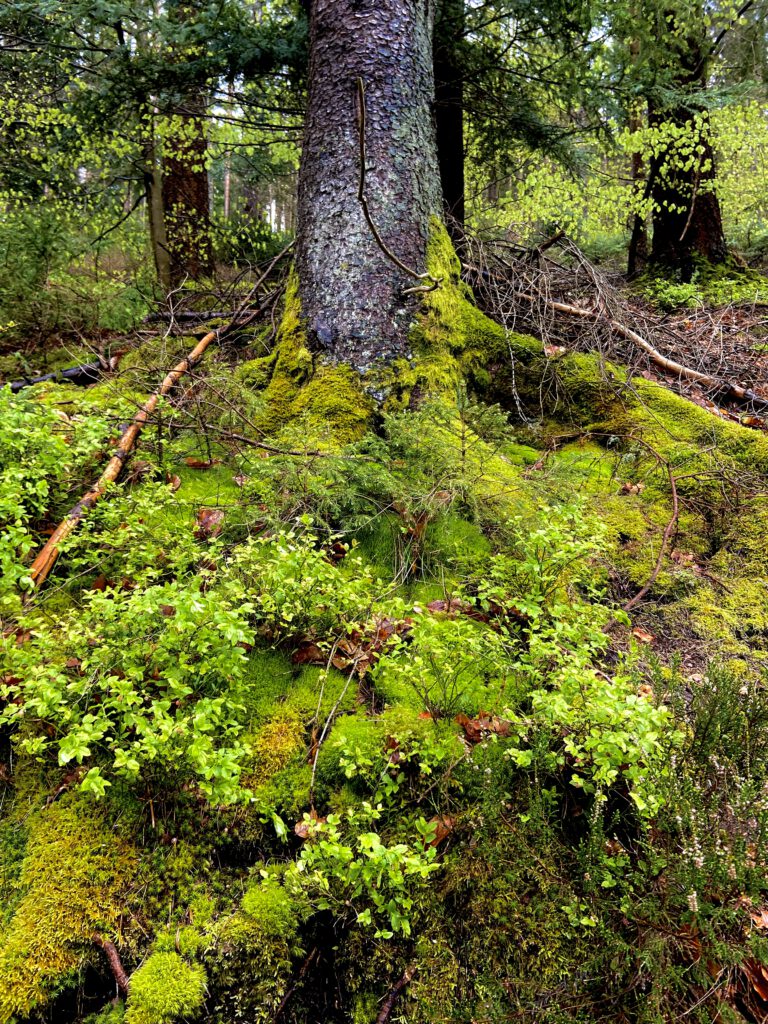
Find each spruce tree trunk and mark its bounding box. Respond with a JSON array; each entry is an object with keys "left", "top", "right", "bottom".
[
  {"left": 434, "top": 0, "right": 465, "bottom": 237},
  {"left": 295, "top": 0, "right": 442, "bottom": 370}
]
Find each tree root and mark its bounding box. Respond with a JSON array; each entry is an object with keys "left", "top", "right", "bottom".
[
  {"left": 375, "top": 965, "right": 418, "bottom": 1024},
  {"left": 92, "top": 933, "right": 130, "bottom": 995}
]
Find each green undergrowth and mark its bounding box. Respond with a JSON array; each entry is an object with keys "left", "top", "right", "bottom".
[
  {"left": 4, "top": 230, "right": 768, "bottom": 1023},
  {"left": 638, "top": 257, "right": 768, "bottom": 310}
]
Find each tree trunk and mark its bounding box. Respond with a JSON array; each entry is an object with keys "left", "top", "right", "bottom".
[
  {"left": 161, "top": 0, "right": 213, "bottom": 287},
  {"left": 648, "top": 30, "right": 728, "bottom": 278},
  {"left": 295, "top": 0, "right": 442, "bottom": 370},
  {"left": 143, "top": 134, "right": 171, "bottom": 292},
  {"left": 161, "top": 87, "right": 213, "bottom": 287},
  {"left": 434, "top": 0, "right": 465, "bottom": 238}
]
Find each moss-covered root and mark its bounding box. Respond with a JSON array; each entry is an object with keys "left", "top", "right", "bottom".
[{"left": 235, "top": 270, "right": 375, "bottom": 446}]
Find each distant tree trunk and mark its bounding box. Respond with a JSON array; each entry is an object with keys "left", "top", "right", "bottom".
[
  {"left": 161, "top": 0, "right": 213, "bottom": 288},
  {"left": 648, "top": 29, "right": 728, "bottom": 279},
  {"left": 295, "top": 0, "right": 442, "bottom": 370},
  {"left": 143, "top": 134, "right": 171, "bottom": 292},
  {"left": 434, "top": 0, "right": 465, "bottom": 238},
  {"left": 626, "top": 34, "right": 648, "bottom": 278},
  {"left": 161, "top": 88, "right": 213, "bottom": 287}
]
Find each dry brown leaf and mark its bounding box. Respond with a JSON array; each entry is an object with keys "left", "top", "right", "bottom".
[
  {"left": 428, "top": 816, "right": 455, "bottom": 846},
  {"left": 194, "top": 508, "right": 225, "bottom": 540},
  {"left": 631, "top": 627, "right": 655, "bottom": 644}
]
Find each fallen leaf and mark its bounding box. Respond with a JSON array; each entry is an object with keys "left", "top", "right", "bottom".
[
  {"left": 750, "top": 909, "right": 768, "bottom": 930},
  {"left": 631, "top": 627, "right": 655, "bottom": 644},
  {"left": 294, "top": 809, "right": 326, "bottom": 840},
  {"left": 428, "top": 815, "right": 454, "bottom": 846},
  {"left": 292, "top": 642, "right": 326, "bottom": 666},
  {"left": 167, "top": 474, "right": 182, "bottom": 492},
  {"left": 194, "top": 508, "right": 225, "bottom": 540},
  {"left": 543, "top": 344, "right": 567, "bottom": 358},
  {"left": 233, "top": 473, "right": 249, "bottom": 488},
  {"left": 91, "top": 574, "right": 108, "bottom": 591},
  {"left": 185, "top": 457, "right": 221, "bottom": 469},
  {"left": 620, "top": 481, "right": 645, "bottom": 495}
]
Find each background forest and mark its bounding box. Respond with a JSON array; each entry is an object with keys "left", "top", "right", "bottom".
[{"left": 6, "top": 2, "right": 768, "bottom": 1024}]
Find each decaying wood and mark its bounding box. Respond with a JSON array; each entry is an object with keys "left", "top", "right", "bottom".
[
  {"left": 10, "top": 361, "right": 103, "bottom": 393},
  {"left": 375, "top": 964, "right": 418, "bottom": 1024},
  {"left": 92, "top": 933, "right": 130, "bottom": 995}
]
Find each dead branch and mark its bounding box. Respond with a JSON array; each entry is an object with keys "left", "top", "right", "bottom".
[
  {"left": 25, "top": 247, "right": 292, "bottom": 591},
  {"left": 27, "top": 328, "right": 221, "bottom": 589},
  {"left": 515, "top": 288, "right": 768, "bottom": 410},
  {"left": 375, "top": 965, "right": 418, "bottom": 1024},
  {"left": 92, "top": 933, "right": 130, "bottom": 996}
]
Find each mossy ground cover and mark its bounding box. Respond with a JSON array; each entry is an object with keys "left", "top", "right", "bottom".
[{"left": 3, "top": 230, "right": 768, "bottom": 1023}]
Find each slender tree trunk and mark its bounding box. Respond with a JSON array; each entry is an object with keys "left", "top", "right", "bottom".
[
  {"left": 143, "top": 134, "right": 171, "bottom": 292},
  {"left": 626, "top": 32, "right": 648, "bottom": 278},
  {"left": 648, "top": 30, "right": 728, "bottom": 278},
  {"left": 295, "top": 0, "right": 442, "bottom": 370},
  {"left": 161, "top": 0, "right": 213, "bottom": 287},
  {"left": 434, "top": 0, "right": 465, "bottom": 238}
]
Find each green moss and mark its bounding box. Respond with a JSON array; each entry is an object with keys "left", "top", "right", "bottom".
[
  {"left": 0, "top": 799, "right": 136, "bottom": 1022},
  {"left": 208, "top": 879, "right": 305, "bottom": 1023},
  {"left": 240, "top": 881, "right": 299, "bottom": 940},
  {"left": 238, "top": 270, "right": 375, "bottom": 445},
  {"left": 124, "top": 952, "right": 206, "bottom": 1024},
  {"left": 243, "top": 709, "right": 305, "bottom": 790}
]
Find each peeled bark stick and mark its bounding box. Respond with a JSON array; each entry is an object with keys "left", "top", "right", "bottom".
[
  {"left": 26, "top": 245, "right": 292, "bottom": 591},
  {"left": 27, "top": 327, "right": 219, "bottom": 589}
]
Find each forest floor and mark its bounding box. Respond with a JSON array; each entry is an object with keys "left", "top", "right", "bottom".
[{"left": 4, "top": 243, "right": 768, "bottom": 1024}]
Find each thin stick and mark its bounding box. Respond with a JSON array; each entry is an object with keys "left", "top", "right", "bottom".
[
  {"left": 92, "top": 933, "right": 130, "bottom": 995},
  {"left": 25, "top": 248, "right": 293, "bottom": 591},
  {"left": 356, "top": 78, "right": 441, "bottom": 292}
]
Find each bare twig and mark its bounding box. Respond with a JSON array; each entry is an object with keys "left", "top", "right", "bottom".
[{"left": 92, "top": 933, "right": 130, "bottom": 996}]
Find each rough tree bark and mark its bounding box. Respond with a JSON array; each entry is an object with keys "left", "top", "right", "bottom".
[
  {"left": 434, "top": 0, "right": 465, "bottom": 237},
  {"left": 648, "top": 26, "right": 728, "bottom": 278},
  {"left": 161, "top": 0, "right": 213, "bottom": 287},
  {"left": 295, "top": 0, "right": 443, "bottom": 370}
]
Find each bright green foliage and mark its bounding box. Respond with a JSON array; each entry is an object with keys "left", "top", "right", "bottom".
[
  {"left": 124, "top": 952, "right": 206, "bottom": 1024},
  {"left": 0, "top": 385, "right": 113, "bottom": 614},
  {"left": 290, "top": 808, "right": 439, "bottom": 938},
  {"left": 1, "top": 581, "right": 256, "bottom": 803},
  {"left": 229, "top": 528, "right": 379, "bottom": 638}
]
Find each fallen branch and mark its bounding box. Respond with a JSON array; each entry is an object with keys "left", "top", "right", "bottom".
[
  {"left": 92, "top": 933, "right": 130, "bottom": 996},
  {"left": 27, "top": 328, "right": 221, "bottom": 589},
  {"left": 9, "top": 352, "right": 124, "bottom": 393},
  {"left": 512, "top": 287, "right": 768, "bottom": 411},
  {"left": 9, "top": 361, "right": 103, "bottom": 393},
  {"left": 25, "top": 246, "right": 291, "bottom": 591},
  {"left": 375, "top": 965, "right": 418, "bottom": 1024}
]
